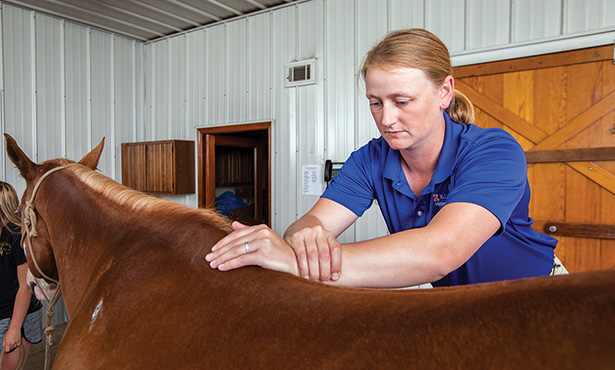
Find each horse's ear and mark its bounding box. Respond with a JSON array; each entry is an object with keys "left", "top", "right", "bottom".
[
  {"left": 4, "top": 133, "right": 37, "bottom": 181},
  {"left": 78, "top": 137, "right": 105, "bottom": 170}
]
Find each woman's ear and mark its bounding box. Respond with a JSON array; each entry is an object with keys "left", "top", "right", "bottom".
[{"left": 440, "top": 75, "right": 455, "bottom": 109}]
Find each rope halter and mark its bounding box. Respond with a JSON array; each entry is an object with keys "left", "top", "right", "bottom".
[{"left": 22, "top": 165, "right": 66, "bottom": 285}]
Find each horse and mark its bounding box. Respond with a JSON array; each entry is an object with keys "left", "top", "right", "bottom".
[{"left": 4, "top": 133, "right": 615, "bottom": 369}]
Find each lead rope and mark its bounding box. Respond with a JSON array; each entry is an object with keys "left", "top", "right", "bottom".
[{"left": 22, "top": 165, "right": 66, "bottom": 370}]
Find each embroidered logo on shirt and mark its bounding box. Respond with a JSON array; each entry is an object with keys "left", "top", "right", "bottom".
[
  {"left": 433, "top": 193, "right": 447, "bottom": 207},
  {"left": 0, "top": 241, "right": 12, "bottom": 256}
]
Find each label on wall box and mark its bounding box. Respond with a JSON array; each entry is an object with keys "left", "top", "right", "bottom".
[{"left": 302, "top": 165, "right": 323, "bottom": 195}]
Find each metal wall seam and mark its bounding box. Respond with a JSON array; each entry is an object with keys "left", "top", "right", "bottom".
[
  {"left": 60, "top": 19, "right": 66, "bottom": 158},
  {"left": 110, "top": 35, "right": 116, "bottom": 178},
  {"left": 246, "top": 17, "right": 251, "bottom": 121},
  {"left": 322, "top": 0, "right": 328, "bottom": 164},
  {"left": 268, "top": 9, "right": 276, "bottom": 230},
  {"left": 184, "top": 34, "right": 189, "bottom": 139},
  {"left": 86, "top": 27, "right": 92, "bottom": 150},
  {"left": 132, "top": 39, "right": 138, "bottom": 141},
  {"left": 151, "top": 42, "right": 157, "bottom": 140},
  {"left": 30, "top": 11, "right": 37, "bottom": 161},
  {"left": 167, "top": 36, "right": 171, "bottom": 139},
  {"left": 294, "top": 1, "right": 303, "bottom": 219}
]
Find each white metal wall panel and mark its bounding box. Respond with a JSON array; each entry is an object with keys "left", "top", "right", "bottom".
[
  {"left": 114, "top": 36, "right": 138, "bottom": 178},
  {"left": 186, "top": 29, "right": 207, "bottom": 128},
  {"left": 65, "top": 23, "right": 90, "bottom": 161},
  {"left": 151, "top": 40, "right": 171, "bottom": 140},
  {"left": 512, "top": 0, "right": 562, "bottom": 43},
  {"left": 324, "top": 0, "right": 356, "bottom": 163},
  {"left": 226, "top": 19, "right": 249, "bottom": 124},
  {"left": 466, "top": 0, "right": 510, "bottom": 50},
  {"left": 247, "top": 13, "right": 272, "bottom": 120},
  {"left": 114, "top": 36, "right": 137, "bottom": 142},
  {"left": 169, "top": 35, "right": 187, "bottom": 139},
  {"left": 296, "top": 0, "right": 325, "bottom": 217},
  {"left": 142, "top": 44, "right": 152, "bottom": 140},
  {"left": 425, "top": 0, "right": 467, "bottom": 53},
  {"left": 389, "top": 0, "right": 424, "bottom": 30},
  {"left": 565, "top": 0, "right": 615, "bottom": 34},
  {"left": 271, "top": 5, "right": 297, "bottom": 233},
  {"left": 90, "top": 31, "right": 114, "bottom": 175},
  {"left": 206, "top": 26, "right": 227, "bottom": 125},
  {"left": 35, "top": 15, "right": 63, "bottom": 162},
  {"left": 2, "top": 6, "right": 35, "bottom": 190}
]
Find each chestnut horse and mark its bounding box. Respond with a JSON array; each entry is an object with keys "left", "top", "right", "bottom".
[{"left": 5, "top": 133, "right": 615, "bottom": 369}]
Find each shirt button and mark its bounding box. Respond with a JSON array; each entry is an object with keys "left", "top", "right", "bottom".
[{"left": 417, "top": 210, "right": 423, "bottom": 216}]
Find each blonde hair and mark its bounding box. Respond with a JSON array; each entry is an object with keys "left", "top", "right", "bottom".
[
  {"left": 0, "top": 181, "right": 21, "bottom": 230},
  {"left": 360, "top": 28, "right": 475, "bottom": 124}
]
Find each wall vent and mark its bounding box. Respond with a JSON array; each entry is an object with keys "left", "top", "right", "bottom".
[{"left": 285, "top": 59, "right": 317, "bottom": 87}]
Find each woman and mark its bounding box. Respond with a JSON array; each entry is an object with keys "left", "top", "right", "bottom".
[
  {"left": 207, "top": 29, "right": 560, "bottom": 288},
  {"left": 0, "top": 182, "right": 42, "bottom": 370}
]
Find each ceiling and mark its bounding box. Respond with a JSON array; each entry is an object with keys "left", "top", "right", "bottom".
[{"left": 4, "top": 0, "right": 303, "bottom": 42}]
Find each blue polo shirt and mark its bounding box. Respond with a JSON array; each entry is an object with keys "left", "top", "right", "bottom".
[{"left": 322, "top": 112, "right": 556, "bottom": 286}]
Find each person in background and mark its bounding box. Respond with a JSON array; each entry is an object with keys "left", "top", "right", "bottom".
[
  {"left": 207, "top": 28, "right": 563, "bottom": 288},
  {"left": 0, "top": 181, "right": 42, "bottom": 370}
]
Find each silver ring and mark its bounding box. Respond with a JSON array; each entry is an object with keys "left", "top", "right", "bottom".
[{"left": 245, "top": 242, "right": 250, "bottom": 254}]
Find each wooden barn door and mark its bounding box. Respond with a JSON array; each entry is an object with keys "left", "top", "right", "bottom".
[{"left": 454, "top": 45, "right": 615, "bottom": 274}]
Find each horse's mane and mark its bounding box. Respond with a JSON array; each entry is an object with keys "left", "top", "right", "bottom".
[{"left": 60, "top": 162, "right": 232, "bottom": 234}]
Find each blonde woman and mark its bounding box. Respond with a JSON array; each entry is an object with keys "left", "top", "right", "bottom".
[
  {"left": 208, "top": 29, "right": 560, "bottom": 288},
  {"left": 0, "top": 182, "right": 42, "bottom": 370}
]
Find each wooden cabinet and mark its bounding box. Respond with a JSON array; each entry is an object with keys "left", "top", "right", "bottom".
[{"left": 121, "top": 140, "right": 195, "bottom": 194}]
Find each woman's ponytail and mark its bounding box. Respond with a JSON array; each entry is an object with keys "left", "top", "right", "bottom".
[{"left": 446, "top": 89, "right": 475, "bottom": 124}]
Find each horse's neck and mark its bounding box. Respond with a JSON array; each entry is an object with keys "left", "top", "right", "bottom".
[{"left": 40, "top": 175, "right": 116, "bottom": 315}]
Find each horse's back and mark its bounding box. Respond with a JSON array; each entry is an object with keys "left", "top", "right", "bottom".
[{"left": 53, "top": 268, "right": 615, "bottom": 369}]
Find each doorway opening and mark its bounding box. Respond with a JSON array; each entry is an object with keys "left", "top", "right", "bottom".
[{"left": 197, "top": 122, "right": 271, "bottom": 226}]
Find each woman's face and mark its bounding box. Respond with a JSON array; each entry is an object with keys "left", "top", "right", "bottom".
[{"left": 365, "top": 65, "right": 453, "bottom": 152}]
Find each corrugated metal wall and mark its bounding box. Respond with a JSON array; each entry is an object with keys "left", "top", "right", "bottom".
[
  {"left": 2, "top": 0, "right": 615, "bottom": 243},
  {"left": 0, "top": 3, "right": 143, "bottom": 193}
]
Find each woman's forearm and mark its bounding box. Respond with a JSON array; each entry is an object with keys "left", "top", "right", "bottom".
[
  {"left": 329, "top": 203, "right": 500, "bottom": 288},
  {"left": 8, "top": 286, "right": 31, "bottom": 330}
]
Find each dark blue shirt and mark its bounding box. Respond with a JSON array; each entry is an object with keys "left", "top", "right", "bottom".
[{"left": 322, "top": 112, "right": 556, "bottom": 286}]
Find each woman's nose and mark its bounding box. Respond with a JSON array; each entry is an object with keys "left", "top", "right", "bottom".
[{"left": 380, "top": 103, "right": 397, "bottom": 126}]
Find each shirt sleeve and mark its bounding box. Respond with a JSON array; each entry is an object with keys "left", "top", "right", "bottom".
[
  {"left": 445, "top": 128, "right": 527, "bottom": 233},
  {"left": 321, "top": 144, "right": 377, "bottom": 217}
]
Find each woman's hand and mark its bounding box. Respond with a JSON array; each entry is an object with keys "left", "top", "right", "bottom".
[
  {"left": 2, "top": 327, "right": 21, "bottom": 353},
  {"left": 206, "top": 222, "right": 300, "bottom": 277},
  {"left": 284, "top": 225, "right": 342, "bottom": 283}
]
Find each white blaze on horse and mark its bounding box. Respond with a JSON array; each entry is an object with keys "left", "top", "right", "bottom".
[{"left": 5, "top": 133, "right": 615, "bottom": 369}]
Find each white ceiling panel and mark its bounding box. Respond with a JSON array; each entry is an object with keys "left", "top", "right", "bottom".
[{"left": 3, "top": 0, "right": 302, "bottom": 42}]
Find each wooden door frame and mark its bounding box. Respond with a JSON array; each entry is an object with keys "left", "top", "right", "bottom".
[{"left": 197, "top": 122, "right": 271, "bottom": 226}]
